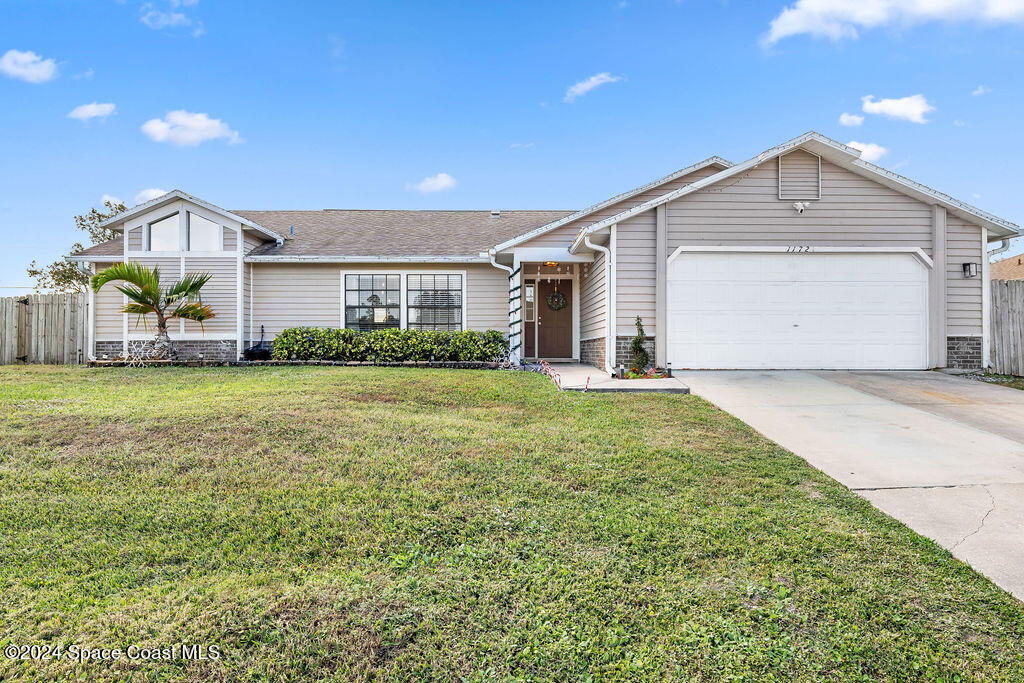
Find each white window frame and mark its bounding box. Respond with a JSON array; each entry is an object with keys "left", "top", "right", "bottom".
[
  {"left": 145, "top": 211, "right": 182, "bottom": 252},
  {"left": 339, "top": 269, "right": 468, "bottom": 331},
  {"left": 186, "top": 211, "right": 224, "bottom": 252}
]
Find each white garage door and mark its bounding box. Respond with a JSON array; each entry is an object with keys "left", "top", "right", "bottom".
[{"left": 667, "top": 251, "right": 929, "bottom": 369}]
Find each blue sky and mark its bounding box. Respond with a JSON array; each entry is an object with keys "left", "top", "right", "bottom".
[{"left": 2, "top": 0, "right": 1023, "bottom": 291}]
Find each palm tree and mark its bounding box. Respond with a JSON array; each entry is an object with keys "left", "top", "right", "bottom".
[{"left": 91, "top": 262, "right": 215, "bottom": 359}]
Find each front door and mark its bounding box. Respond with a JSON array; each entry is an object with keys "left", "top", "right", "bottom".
[{"left": 536, "top": 280, "right": 572, "bottom": 358}]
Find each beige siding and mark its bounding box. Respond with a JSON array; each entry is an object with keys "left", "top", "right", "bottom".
[
  {"left": 946, "top": 215, "right": 983, "bottom": 336},
  {"left": 222, "top": 227, "right": 238, "bottom": 251},
  {"left": 580, "top": 251, "right": 606, "bottom": 339},
  {"left": 251, "top": 262, "right": 508, "bottom": 337},
  {"left": 93, "top": 262, "right": 124, "bottom": 340},
  {"left": 519, "top": 164, "right": 723, "bottom": 249},
  {"left": 127, "top": 227, "right": 143, "bottom": 251},
  {"left": 243, "top": 262, "right": 253, "bottom": 343},
  {"left": 615, "top": 213, "right": 657, "bottom": 335},
  {"left": 778, "top": 150, "right": 820, "bottom": 199},
  {"left": 182, "top": 257, "right": 237, "bottom": 335},
  {"left": 466, "top": 264, "right": 509, "bottom": 331},
  {"left": 666, "top": 161, "right": 935, "bottom": 252}
]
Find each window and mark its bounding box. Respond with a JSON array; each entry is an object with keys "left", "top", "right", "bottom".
[
  {"left": 187, "top": 212, "right": 221, "bottom": 251},
  {"left": 147, "top": 213, "right": 179, "bottom": 251},
  {"left": 344, "top": 274, "right": 400, "bottom": 331},
  {"left": 407, "top": 274, "right": 462, "bottom": 331},
  {"left": 524, "top": 283, "right": 535, "bottom": 322}
]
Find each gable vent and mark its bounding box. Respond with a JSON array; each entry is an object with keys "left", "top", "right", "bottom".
[{"left": 778, "top": 150, "right": 821, "bottom": 200}]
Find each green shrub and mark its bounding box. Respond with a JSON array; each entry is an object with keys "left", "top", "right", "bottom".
[
  {"left": 630, "top": 316, "right": 650, "bottom": 373},
  {"left": 271, "top": 327, "right": 508, "bottom": 362}
]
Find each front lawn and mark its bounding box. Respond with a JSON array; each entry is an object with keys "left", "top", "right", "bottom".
[{"left": 0, "top": 366, "right": 1021, "bottom": 681}]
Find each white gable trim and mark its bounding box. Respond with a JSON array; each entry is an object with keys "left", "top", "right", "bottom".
[
  {"left": 489, "top": 156, "right": 732, "bottom": 254},
  {"left": 98, "top": 190, "right": 284, "bottom": 243},
  {"left": 569, "top": 131, "right": 1018, "bottom": 253}
]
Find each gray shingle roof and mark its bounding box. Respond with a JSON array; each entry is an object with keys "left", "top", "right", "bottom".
[
  {"left": 234, "top": 209, "right": 573, "bottom": 258},
  {"left": 74, "top": 238, "right": 124, "bottom": 258}
]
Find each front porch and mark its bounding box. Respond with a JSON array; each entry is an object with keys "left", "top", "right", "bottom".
[{"left": 519, "top": 263, "right": 580, "bottom": 362}]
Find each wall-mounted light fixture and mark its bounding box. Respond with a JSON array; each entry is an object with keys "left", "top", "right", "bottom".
[
  {"left": 543, "top": 261, "right": 559, "bottom": 267},
  {"left": 962, "top": 262, "right": 979, "bottom": 278}
]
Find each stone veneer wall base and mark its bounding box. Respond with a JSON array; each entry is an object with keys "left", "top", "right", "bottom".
[
  {"left": 580, "top": 337, "right": 606, "bottom": 370},
  {"left": 614, "top": 335, "right": 655, "bottom": 370},
  {"left": 946, "top": 336, "right": 982, "bottom": 370},
  {"left": 91, "top": 340, "right": 237, "bottom": 361}
]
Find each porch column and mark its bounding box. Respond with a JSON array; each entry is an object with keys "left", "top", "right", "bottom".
[{"left": 508, "top": 252, "right": 523, "bottom": 367}]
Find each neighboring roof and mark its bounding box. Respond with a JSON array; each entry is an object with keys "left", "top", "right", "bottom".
[
  {"left": 569, "top": 131, "right": 1020, "bottom": 252},
  {"left": 991, "top": 256, "right": 1024, "bottom": 280},
  {"left": 489, "top": 156, "right": 732, "bottom": 253},
  {"left": 237, "top": 210, "right": 573, "bottom": 261},
  {"left": 98, "top": 189, "right": 285, "bottom": 243},
  {"left": 66, "top": 238, "right": 124, "bottom": 262}
]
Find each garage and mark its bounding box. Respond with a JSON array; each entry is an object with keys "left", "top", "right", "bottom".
[{"left": 666, "top": 249, "right": 930, "bottom": 370}]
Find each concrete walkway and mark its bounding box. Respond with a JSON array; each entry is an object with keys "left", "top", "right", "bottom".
[
  {"left": 679, "top": 370, "right": 1024, "bottom": 600},
  {"left": 545, "top": 363, "right": 689, "bottom": 393}
]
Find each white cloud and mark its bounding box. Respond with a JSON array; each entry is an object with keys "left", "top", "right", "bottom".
[
  {"left": 0, "top": 49, "right": 58, "bottom": 83},
  {"left": 972, "top": 84, "right": 991, "bottom": 96},
  {"left": 406, "top": 173, "right": 457, "bottom": 194},
  {"left": 954, "top": 119, "right": 966, "bottom": 127},
  {"left": 763, "top": 0, "right": 1024, "bottom": 46},
  {"left": 73, "top": 68, "right": 94, "bottom": 81},
  {"left": 847, "top": 140, "right": 889, "bottom": 162},
  {"left": 101, "top": 194, "right": 123, "bottom": 208},
  {"left": 838, "top": 112, "right": 864, "bottom": 126},
  {"left": 140, "top": 1, "right": 202, "bottom": 35},
  {"left": 141, "top": 110, "right": 242, "bottom": 146},
  {"left": 134, "top": 188, "right": 169, "bottom": 204},
  {"left": 140, "top": 5, "right": 190, "bottom": 29},
  {"left": 861, "top": 94, "right": 934, "bottom": 123},
  {"left": 509, "top": 142, "right": 535, "bottom": 149},
  {"left": 68, "top": 102, "right": 116, "bottom": 121},
  {"left": 564, "top": 72, "right": 622, "bottom": 102}
]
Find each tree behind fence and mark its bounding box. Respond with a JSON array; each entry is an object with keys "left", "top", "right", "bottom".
[
  {"left": 0, "top": 293, "right": 88, "bottom": 365},
  {"left": 990, "top": 279, "right": 1024, "bottom": 376}
]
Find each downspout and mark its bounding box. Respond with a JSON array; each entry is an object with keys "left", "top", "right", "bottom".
[
  {"left": 584, "top": 234, "right": 615, "bottom": 375},
  {"left": 488, "top": 251, "right": 513, "bottom": 275},
  {"left": 988, "top": 239, "right": 1011, "bottom": 257},
  {"left": 488, "top": 252, "right": 517, "bottom": 365}
]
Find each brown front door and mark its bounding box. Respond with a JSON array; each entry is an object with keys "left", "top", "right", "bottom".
[{"left": 536, "top": 280, "right": 572, "bottom": 358}]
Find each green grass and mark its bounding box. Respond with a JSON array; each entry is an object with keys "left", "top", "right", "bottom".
[{"left": 0, "top": 366, "right": 1022, "bottom": 681}]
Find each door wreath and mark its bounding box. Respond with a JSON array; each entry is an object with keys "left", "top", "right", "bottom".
[{"left": 545, "top": 289, "right": 567, "bottom": 311}]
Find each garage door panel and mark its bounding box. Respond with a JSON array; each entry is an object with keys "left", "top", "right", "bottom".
[{"left": 667, "top": 251, "right": 928, "bottom": 369}]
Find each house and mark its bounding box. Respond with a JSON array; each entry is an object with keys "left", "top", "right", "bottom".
[
  {"left": 991, "top": 255, "right": 1024, "bottom": 281},
  {"left": 69, "top": 131, "right": 1019, "bottom": 371}
]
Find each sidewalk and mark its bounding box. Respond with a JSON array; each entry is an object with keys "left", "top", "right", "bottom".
[{"left": 544, "top": 363, "right": 689, "bottom": 393}]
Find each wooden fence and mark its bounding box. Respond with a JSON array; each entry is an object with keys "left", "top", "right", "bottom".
[
  {"left": 0, "top": 293, "right": 89, "bottom": 365},
  {"left": 990, "top": 279, "right": 1024, "bottom": 375}
]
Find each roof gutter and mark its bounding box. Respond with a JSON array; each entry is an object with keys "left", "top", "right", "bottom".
[{"left": 244, "top": 254, "right": 490, "bottom": 263}]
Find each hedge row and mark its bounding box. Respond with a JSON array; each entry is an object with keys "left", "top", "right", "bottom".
[{"left": 271, "top": 327, "right": 508, "bottom": 362}]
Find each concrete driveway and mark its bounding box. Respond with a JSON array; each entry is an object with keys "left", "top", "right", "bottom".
[{"left": 679, "top": 370, "right": 1024, "bottom": 600}]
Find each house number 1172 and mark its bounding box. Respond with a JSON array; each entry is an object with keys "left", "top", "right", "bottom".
[{"left": 786, "top": 246, "right": 812, "bottom": 253}]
